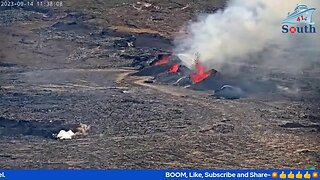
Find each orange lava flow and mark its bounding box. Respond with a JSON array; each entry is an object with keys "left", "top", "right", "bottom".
[
  {"left": 154, "top": 55, "right": 170, "bottom": 65},
  {"left": 191, "top": 60, "right": 212, "bottom": 83},
  {"left": 168, "top": 63, "right": 179, "bottom": 73}
]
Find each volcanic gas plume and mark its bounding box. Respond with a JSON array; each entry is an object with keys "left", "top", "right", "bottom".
[{"left": 174, "top": 0, "right": 320, "bottom": 74}]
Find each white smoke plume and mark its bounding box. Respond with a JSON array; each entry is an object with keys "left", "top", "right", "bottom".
[{"left": 174, "top": 0, "right": 320, "bottom": 74}]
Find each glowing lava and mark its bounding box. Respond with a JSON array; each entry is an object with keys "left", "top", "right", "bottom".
[
  {"left": 191, "top": 59, "right": 213, "bottom": 83},
  {"left": 168, "top": 63, "right": 179, "bottom": 73},
  {"left": 153, "top": 54, "right": 170, "bottom": 65}
]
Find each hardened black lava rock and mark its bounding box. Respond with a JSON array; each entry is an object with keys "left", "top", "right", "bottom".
[{"left": 213, "top": 85, "right": 245, "bottom": 99}]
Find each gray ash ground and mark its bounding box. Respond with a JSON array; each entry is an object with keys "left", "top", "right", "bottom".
[{"left": 0, "top": 2, "right": 320, "bottom": 169}]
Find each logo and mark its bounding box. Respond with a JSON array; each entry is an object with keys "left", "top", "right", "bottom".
[{"left": 282, "top": 4, "right": 316, "bottom": 33}]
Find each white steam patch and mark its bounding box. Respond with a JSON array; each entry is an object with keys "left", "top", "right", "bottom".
[{"left": 174, "top": 0, "right": 320, "bottom": 73}]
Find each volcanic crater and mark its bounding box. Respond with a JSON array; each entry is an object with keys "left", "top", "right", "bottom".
[{"left": 0, "top": 1, "right": 319, "bottom": 169}]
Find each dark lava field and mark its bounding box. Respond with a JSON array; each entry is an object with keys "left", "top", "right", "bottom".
[{"left": 0, "top": 0, "right": 319, "bottom": 169}]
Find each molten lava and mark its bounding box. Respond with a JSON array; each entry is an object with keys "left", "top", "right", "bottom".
[
  {"left": 191, "top": 59, "right": 213, "bottom": 83},
  {"left": 168, "top": 63, "right": 179, "bottom": 73},
  {"left": 153, "top": 54, "right": 170, "bottom": 65}
]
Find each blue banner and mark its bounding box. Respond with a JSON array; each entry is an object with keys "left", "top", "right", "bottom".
[{"left": 0, "top": 170, "right": 319, "bottom": 180}]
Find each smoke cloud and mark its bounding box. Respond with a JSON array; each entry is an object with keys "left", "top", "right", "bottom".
[{"left": 174, "top": 0, "right": 320, "bottom": 74}]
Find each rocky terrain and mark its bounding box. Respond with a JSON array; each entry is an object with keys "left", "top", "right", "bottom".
[{"left": 0, "top": 0, "right": 319, "bottom": 169}]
